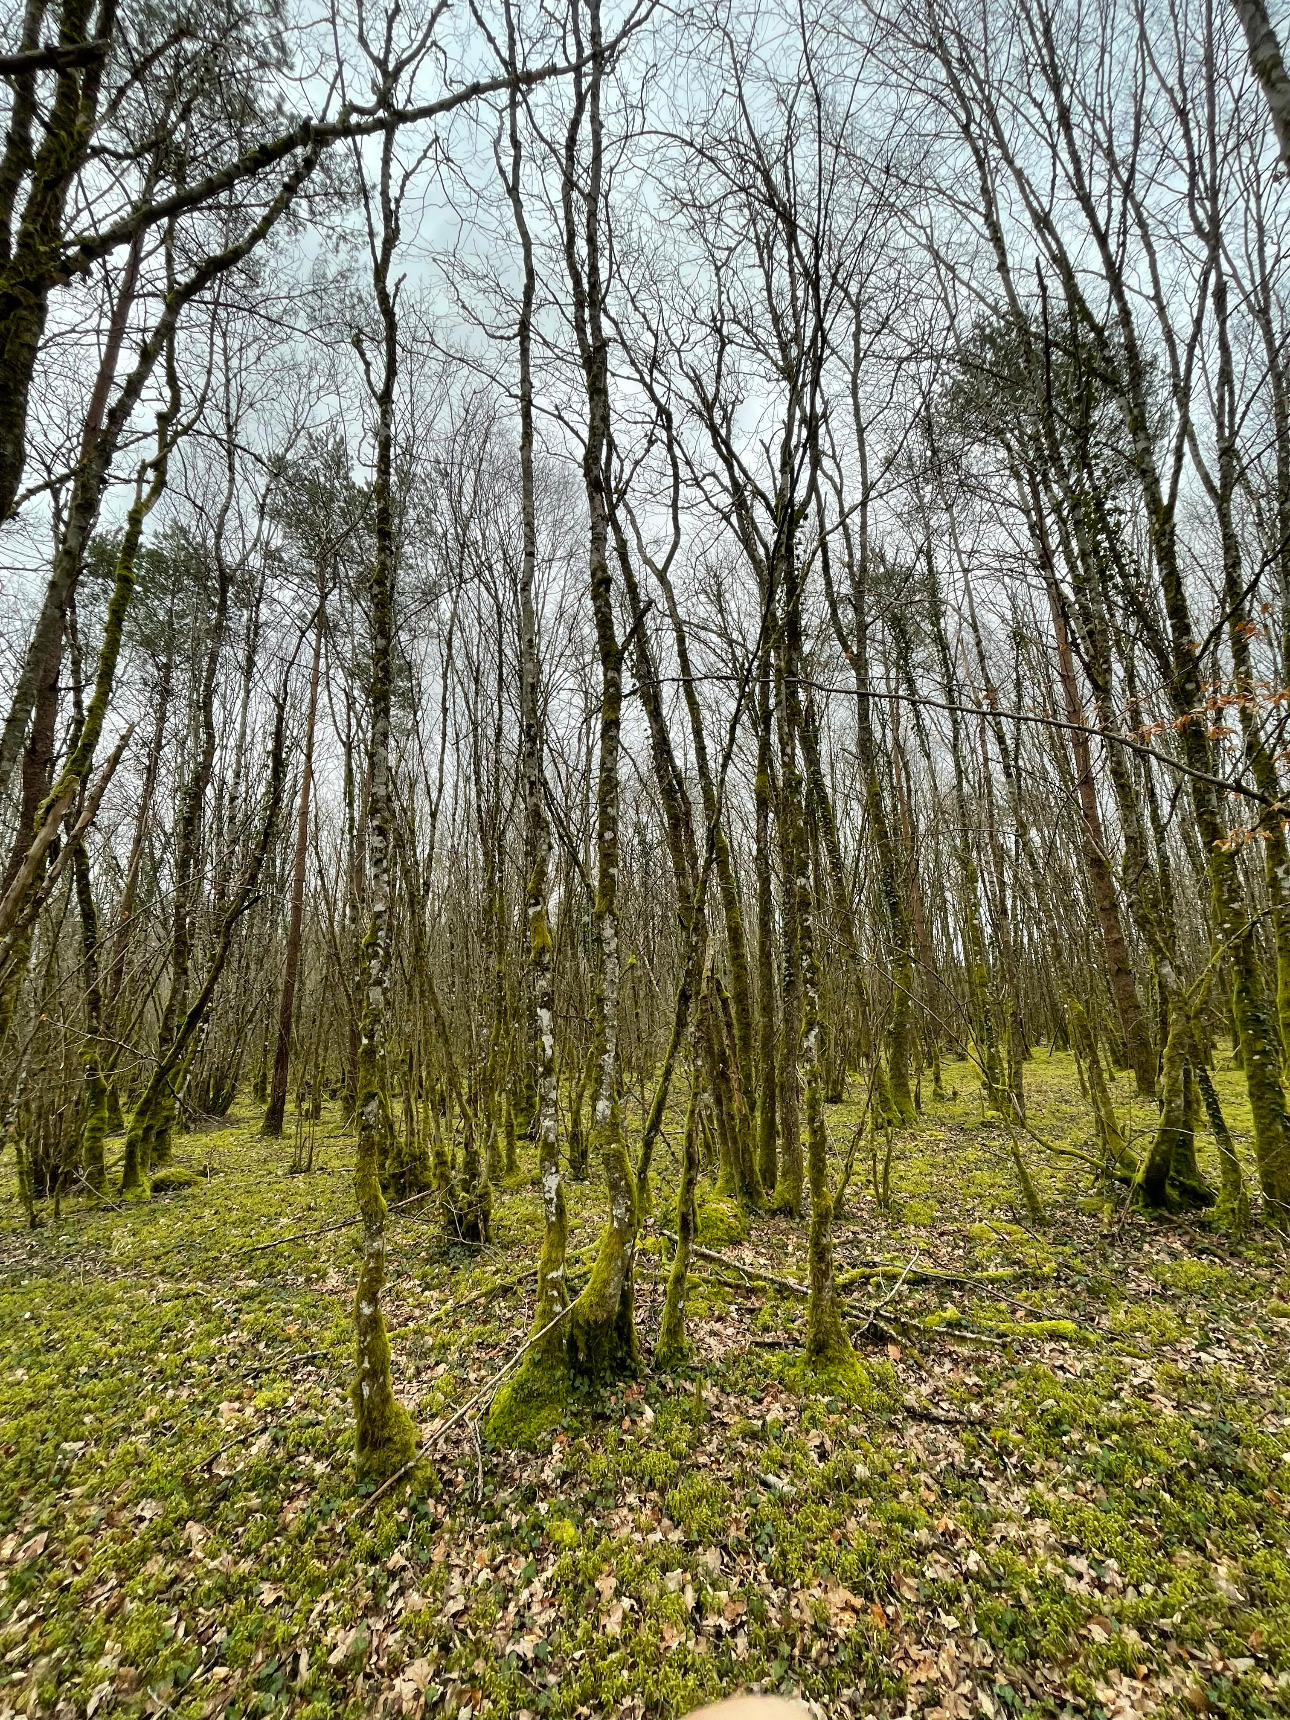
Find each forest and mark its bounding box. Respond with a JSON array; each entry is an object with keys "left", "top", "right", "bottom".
[{"left": 1, "top": 0, "right": 1290, "bottom": 1715}]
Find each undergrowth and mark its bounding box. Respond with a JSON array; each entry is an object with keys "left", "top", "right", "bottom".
[{"left": 0, "top": 1051, "right": 1287, "bottom": 1719}]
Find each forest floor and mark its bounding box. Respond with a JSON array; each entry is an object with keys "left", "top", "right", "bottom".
[{"left": 1, "top": 1051, "right": 1289, "bottom": 1720}]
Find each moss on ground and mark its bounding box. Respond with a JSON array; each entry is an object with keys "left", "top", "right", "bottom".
[
  {"left": 0, "top": 1055, "right": 1287, "bottom": 1718},
  {"left": 694, "top": 1189, "right": 749, "bottom": 1248},
  {"left": 147, "top": 1166, "right": 207, "bottom": 1195}
]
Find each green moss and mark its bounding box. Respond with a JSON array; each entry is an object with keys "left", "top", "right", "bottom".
[
  {"left": 664, "top": 1471, "right": 728, "bottom": 1540},
  {"left": 3, "top": 1066, "right": 1288, "bottom": 1720},
  {"left": 148, "top": 1165, "right": 204, "bottom": 1194},
  {"left": 1154, "top": 1258, "right": 1250, "bottom": 1297},
  {"left": 694, "top": 1189, "right": 748, "bottom": 1247},
  {"left": 1110, "top": 1302, "right": 1186, "bottom": 1344},
  {"left": 546, "top": 1515, "right": 579, "bottom": 1548},
  {"left": 486, "top": 1350, "right": 571, "bottom": 1450},
  {"left": 993, "top": 1318, "right": 1096, "bottom": 1345}
]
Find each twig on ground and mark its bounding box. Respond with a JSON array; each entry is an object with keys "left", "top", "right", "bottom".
[
  {"left": 349, "top": 1302, "right": 574, "bottom": 1523},
  {"left": 244, "top": 1349, "right": 327, "bottom": 1381},
  {"left": 470, "top": 1419, "right": 485, "bottom": 1507},
  {"left": 901, "top": 1396, "right": 973, "bottom": 1427},
  {"left": 237, "top": 1188, "right": 438, "bottom": 1255},
  {"left": 657, "top": 1230, "right": 809, "bottom": 1296},
  {"left": 661, "top": 1231, "right": 1080, "bottom": 1335},
  {"left": 855, "top": 1253, "right": 919, "bottom": 1333}
]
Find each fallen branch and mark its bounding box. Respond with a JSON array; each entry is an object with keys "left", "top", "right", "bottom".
[
  {"left": 836, "top": 1259, "right": 1015, "bottom": 1289},
  {"left": 852, "top": 1253, "right": 920, "bottom": 1335},
  {"left": 640, "top": 1262, "right": 769, "bottom": 1298},
  {"left": 659, "top": 1231, "right": 1073, "bottom": 1333},
  {"left": 657, "top": 1230, "right": 809, "bottom": 1297},
  {"left": 236, "top": 1186, "right": 438, "bottom": 1255},
  {"left": 839, "top": 1263, "right": 1069, "bottom": 1326},
  {"left": 886, "top": 1315, "right": 1009, "bottom": 1349}
]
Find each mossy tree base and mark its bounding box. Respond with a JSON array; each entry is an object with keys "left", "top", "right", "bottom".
[
  {"left": 445, "top": 1176, "right": 492, "bottom": 1245},
  {"left": 487, "top": 1351, "right": 571, "bottom": 1450},
  {"left": 567, "top": 1226, "right": 640, "bottom": 1387},
  {"left": 694, "top": 1188, "right": 748, "bottom": 1248},
  {"left": 149, "top": 1165, "right": 204, "bottom": 1194},
  {"left": 767, "top": 1177, "right": 803, "bottom": 1218},
  {"left": 353, "top": 1385, "right": 418, "bottom": 1485},
  {"left": 653, "top": 1317, "right": 689, "bottom": 1372}
]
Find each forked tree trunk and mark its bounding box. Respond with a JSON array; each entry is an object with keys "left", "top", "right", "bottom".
[{"left": 562, "top": 0, "right": 638, "bottom": 1382}]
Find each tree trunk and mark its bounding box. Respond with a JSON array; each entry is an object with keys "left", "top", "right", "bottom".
[
  {"left": 351, "top": 115, "right": 417, "bottom": 1484},
  {"left": 263, "top": 608, "right": 323, "bottom": 1138}
]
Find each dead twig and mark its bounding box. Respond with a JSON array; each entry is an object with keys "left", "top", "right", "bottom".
[
  {"left": 470, "top": 1418, "right": 485, "bottom": 1507},
  {"left": 854, "top": 1253, "right": 920, "bottom": 1336},
  {"left": 236, "top": 1188, "right": 438, "bottom": 1256},
  {"left": 657, "top": 1230, "right": 809, "bottom": 1296},
  {"left": 349, "top": 1302, "right": 574, "bottom": 1523}
]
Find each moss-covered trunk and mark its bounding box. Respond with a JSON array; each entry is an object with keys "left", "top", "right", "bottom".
[
  {"left": 655, "top": 1082, "right": 699, "bottom": 1369},
  {"left": 0, "top": 606, "right": 62, "bottom": 1050},
  {"left": 351, "top": 114, "right": 416, "bottom": 1483},
  {"left": 0, "top": 0, "right": 109, "bottom": 539},
  {"left": 1194, "top": 1058, "right": 1249, "bottom": 1236},
  {"left": 1067, "top": 997, "right": 1132, "bottom": 1176},
  {"left": 1206, "top": 247, "right": 1290, "bottom": 1224},
  {"left": 1137, "top": 999, "right": 1190, "bottom": 1209}
]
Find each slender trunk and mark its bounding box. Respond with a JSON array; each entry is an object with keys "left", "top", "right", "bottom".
[
  {"left": 564, "top": 0, "right": 638, "bottom": 1380},
  {"left": 351, "top": 116, "right": 416, "bottom": 1483},
  {"left": 1036, "top": 529, "right": 1154, "bottom": 1094},
  {"left": 655, "top": 1078, "right": 699, "bottom": 1369},
  {"left": 771, "top": 631, "right": 804, "bottom": 1215},
  {"left": 754, "top": 656, "right": 778, "bottom": 1191},
  {"left": 101, "top": 640, "right": 172, "bottom": 1095},
  {"left": 782, "top": 574, "right": 853, "bottom": 1370},
  {"left": 488, "top": 58, "right": 570, "bottom": 1443},
  {"left": 263, "top": 610, "right": 323, "bottom": 1137}
]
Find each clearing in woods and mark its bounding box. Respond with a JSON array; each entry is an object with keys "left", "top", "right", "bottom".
[{"left": 1, "top": 1053, "right": 1288, "bottom": 1720}]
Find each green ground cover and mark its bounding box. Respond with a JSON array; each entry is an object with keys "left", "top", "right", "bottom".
[{"left": 1, "top": 1051, "right": 1287, "bottom": 1720}]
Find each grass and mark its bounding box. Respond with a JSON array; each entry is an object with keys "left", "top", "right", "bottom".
[{"left": 0, "top": 1049, "right": 1288, "bottom": 1719}]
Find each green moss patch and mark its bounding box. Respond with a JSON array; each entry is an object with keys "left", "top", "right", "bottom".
[
  {"left": 148, "top": 1165, "right": 206, "bottom": 1194},
  {"left": 1, "top": 1061, "right": 1288, "bottom": 1720},
  {"left": 694, "top": 1189, "right": 749, "bottom": 1247}
]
